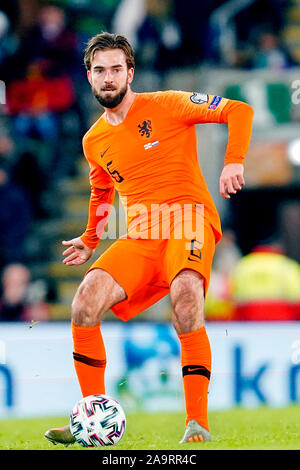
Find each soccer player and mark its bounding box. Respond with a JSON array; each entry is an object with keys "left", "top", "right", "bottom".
[{"left": 45, "top": 32, "right": 254, "bottom": 445}]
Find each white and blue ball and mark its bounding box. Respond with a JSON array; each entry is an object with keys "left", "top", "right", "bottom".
[{"left": 70, "top": 394, "right": 126, "bottom": 447}]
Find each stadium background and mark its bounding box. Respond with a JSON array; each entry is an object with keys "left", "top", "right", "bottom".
[{"left": 0, "top": 0, "right": 300, "bottom": 421}]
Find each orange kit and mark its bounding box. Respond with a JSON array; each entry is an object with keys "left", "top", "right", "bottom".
[{"left": 80, "top": 91, "right": 254, "bottom": 320}]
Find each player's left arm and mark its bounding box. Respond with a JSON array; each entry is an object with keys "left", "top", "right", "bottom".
[
  {"left": 218, "top": 99, "right": 254, "bottom": 199},
  {"left": 219, "top": 162, "right": 245, "bottom": 200},
  {"left": 162, "top": 91, "right": 254, "bottom": 199}
]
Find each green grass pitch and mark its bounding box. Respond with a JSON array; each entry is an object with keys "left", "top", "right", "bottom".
[{"left": 0, "top": 407, "right": 300, "bottom": 450}]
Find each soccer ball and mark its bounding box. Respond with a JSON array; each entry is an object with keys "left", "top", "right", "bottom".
[{"left": 70, "top": 394, "right": 126, "bottom": 447}]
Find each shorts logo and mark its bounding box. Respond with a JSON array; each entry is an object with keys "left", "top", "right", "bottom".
[
  {"left": 138, "top": 120, "right": 152, "bottom": 138},
  {"left": 208, "top": 95, "right": 222, "bottom": 110},
  {"left": 190, "top": 92, "right": 208, "bottom": 105}
]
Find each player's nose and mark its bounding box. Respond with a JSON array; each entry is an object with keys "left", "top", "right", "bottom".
[{"left": 104, "top": 71, "right": 114, "bottom": 83}]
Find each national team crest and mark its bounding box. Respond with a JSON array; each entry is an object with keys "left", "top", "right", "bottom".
[
  {"left": 190, "top": 92, "right": 208, "bottom": 105},
  {"left": 138, "top": 120, "right": 152, "bottom": 138}
]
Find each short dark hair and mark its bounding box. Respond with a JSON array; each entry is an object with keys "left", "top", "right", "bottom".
[{"left": 84, "top": 32, "right": 135, "bottom": 71}]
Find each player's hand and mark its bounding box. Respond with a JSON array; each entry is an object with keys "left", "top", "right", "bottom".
[
  {"left": 62, "top": 237, "right": 94, "bottom": 266},
  {"left": 219, "top": 163, "right": 245, "bottom": 199}
]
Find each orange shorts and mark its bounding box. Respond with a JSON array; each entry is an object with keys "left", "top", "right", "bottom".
[{"left": 86, "top": 212, "right": 218, "bottom": 321}]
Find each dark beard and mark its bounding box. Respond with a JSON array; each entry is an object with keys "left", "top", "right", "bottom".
[{"left": 93, "top": 83, "right": 128, "bottom": 109}]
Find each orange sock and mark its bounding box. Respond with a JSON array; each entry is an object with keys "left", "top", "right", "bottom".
[
  {"left": 72, "top": 322, "right": 106, "bottom": 397},
  {"left": 178, "top": 326, "right": 211, "bottom": 431}
]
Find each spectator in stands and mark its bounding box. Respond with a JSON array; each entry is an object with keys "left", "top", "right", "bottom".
[
  {"left": 11, "top": 4, "right": 79, "bottom": 79},
  {"left": 0, "top": 10, "right": 18, "bottom": 69},
  {"left": 11, "top": 150, "right": 48, "bottom": 220},
  {"left": 36, "top": 4, "right": 79, "bottom": 76},
  {"left": 0, "top": 133, "right": 47, "bottom": 219},
  {"left": 113, "top": 0, "right": 221, "bottom": 69},
  {"left": 1, "top": 4, "right": 82, "bottom": 181},
  {"left": 0, "top": 134, "right": 15, "bottom": 165},
  {"left": 0, "top": 157, "right": 32, "bottom": 268},
  {"left": 136, "top": 0, "right": 182, "bottom": 72},
  {"left": 0, "top": 263, "right": 50, "bottom": 322},
  {"left": 6, "top": 62, "right": 76, "bottom": 142},
  {"left": 173, "top": 0, "right": 220, "bottom": 67},
  {"left": 252, "top": 30, "right": 295, "bottom": 70},
  {"left": 5, "top": 4, "right": 78, "bottom": 141},
  {"left": 206, "top": 0, "right": 291, "bottom": 68},
  {"left": 230, "top": 240, "right": 300, "bottom": 321},
  {"left": 234, "top": 0, "right": 289, "bottom": 49}
]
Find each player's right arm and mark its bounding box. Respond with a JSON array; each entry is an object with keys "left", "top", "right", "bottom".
[
  {"left": 62, "top": 236, "right": 94, "bottom": 266},
  {"left": 62, "top": 149, "right": 115, "bottom": 266}
]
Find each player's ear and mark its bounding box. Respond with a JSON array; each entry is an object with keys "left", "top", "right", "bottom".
[
  {"left": 128, "top": 67, "right": 134, "bottom": 85},
  {"left": 87, "top": 70, "right": 92, "bottom": 85}
]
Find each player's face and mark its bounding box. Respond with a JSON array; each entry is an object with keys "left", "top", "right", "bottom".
[{"left": 88, "top": 49, "right": 134, "bottom": 109}]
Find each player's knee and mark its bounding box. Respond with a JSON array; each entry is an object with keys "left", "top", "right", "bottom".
[
  {"left": 171, "top": 294, "right": 203, "bottom": 333},
  {"left": 170, "top": 271, "right": 205, "bottom": 330},
  {"left": 172, "top": 287, "right": 198, "bottom": 320},
  {"left": 171, "top": 271, "right": 203, "bottom": 307},
  {"left": 71, "top": 283, "right": 102, "bottom": 327},
  {"left": 71, "top": 298, "right": 97, "bottom": 326}
]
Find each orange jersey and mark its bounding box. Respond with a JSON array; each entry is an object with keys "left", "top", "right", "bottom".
[{"left": 81, "top": 91, "right": 254, "bottom": 248}]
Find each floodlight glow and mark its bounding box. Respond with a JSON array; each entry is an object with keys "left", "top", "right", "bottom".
[{"left": 288, "top": 139, "right": 300, "bottom": 166}]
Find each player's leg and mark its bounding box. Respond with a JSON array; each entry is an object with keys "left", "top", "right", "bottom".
[
  {"left": 72, "top": 236, "right": 167, "bottom": 400},
  {"left": 45, "top": 237, "right": 166, "bottom": 446},
  {"left": 71, "top": 268, "right": 126, "bottom": 397},
  {"left": 165, "top": 213, "right": 216, "bottom": 443},
  {"left": 170, "top": 269, "right": 212, "bottom": 443},
  {"left": 45, "top": 269, "right": 126, "bottom": 446},
  {"left": 170, "top": 269, "right": 205, "bottom": 333}
]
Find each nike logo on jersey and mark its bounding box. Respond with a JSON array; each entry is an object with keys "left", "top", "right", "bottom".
[{"left": 100, "top": 147, "right": 110, "bottom": 159}]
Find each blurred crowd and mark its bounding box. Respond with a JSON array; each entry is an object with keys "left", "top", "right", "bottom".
[
  {"left": 205, "top": 231, "right": 300, "bottom": 321},
  {"left": 113, "top": 0, "right": 295, "bottom": 71},
  {"left": 0, "top": 0, "right": 299, "bottom": 322}
]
